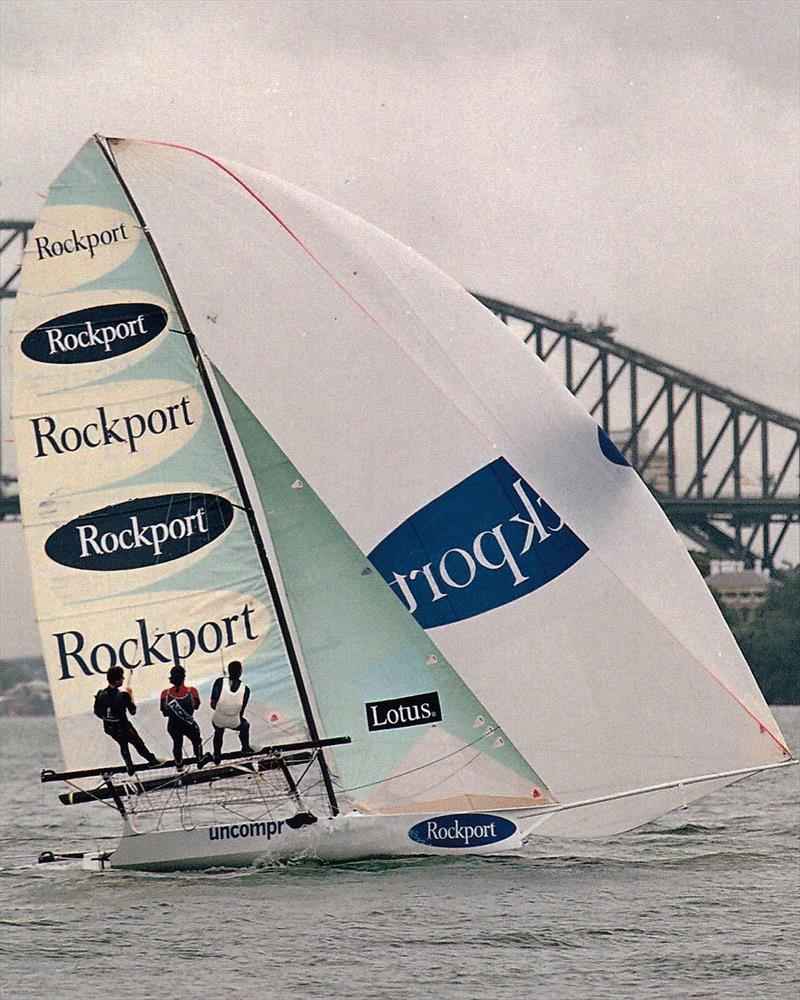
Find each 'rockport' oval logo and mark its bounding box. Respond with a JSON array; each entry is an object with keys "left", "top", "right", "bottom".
[
  {"left": 369, "top": 457, "right": 587, "bottom": 628},
  {"left": 44, "top": 493, "right": 234, "bottom": 571},
  {"left": 408, "top": 813, "right": 517, "bottom": 849},
  {"left": 21, "top": 302, "right": 168, "bottom": 365}
]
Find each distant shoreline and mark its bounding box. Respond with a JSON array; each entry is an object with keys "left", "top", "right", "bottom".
[{"left": 1, "top": 657, "right": 797, "bottom": 714}]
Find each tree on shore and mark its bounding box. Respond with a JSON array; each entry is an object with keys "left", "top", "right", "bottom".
[{"left": 719, "top": 566, "right": 800, "bottom": 705}]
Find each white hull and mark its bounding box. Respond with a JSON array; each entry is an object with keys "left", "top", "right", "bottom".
[
  {"left": 105, "top": 761, "right": 799, "bottom": 869},
  {"left": 109, "top": 808, "right": 540, "bottom": 870}
]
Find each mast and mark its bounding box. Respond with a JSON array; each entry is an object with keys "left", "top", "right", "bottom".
[{"left": 95, "top": 135, "right": 340, "bottom": 816}]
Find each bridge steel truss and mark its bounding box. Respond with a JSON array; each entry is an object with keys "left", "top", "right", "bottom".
[
  {"left": 1, "top": 222, "right": 798, "bottom": 566},
  {"left": 1, "top": 222, "right": 35, "bottom": 518},
  {"left": 477, "top": 296, "right": 800, "bottom": 570},
  {"left": 0, "top": 221, "right": 33, "bottom": 301}
]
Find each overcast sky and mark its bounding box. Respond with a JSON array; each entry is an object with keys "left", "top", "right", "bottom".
[{"left": 1, "top": 0, "right": 798, "bottom": 657}]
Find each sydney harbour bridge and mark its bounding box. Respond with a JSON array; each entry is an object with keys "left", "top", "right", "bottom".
[{"left": 2, "top": 219, "right": 798, "bottom": 570}]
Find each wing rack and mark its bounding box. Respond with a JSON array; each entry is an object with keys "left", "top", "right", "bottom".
[{"left": 41, "top": 735, "right": 351, "bottom": 807}]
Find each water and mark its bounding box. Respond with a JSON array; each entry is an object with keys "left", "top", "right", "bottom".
[{"left": 1, "top": 711, "right": 798, "bottom": 1000}]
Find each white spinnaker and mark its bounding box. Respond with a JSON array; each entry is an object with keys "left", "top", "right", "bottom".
[{"left": 112, "top": 139, "right": 790, "bottom": 832}]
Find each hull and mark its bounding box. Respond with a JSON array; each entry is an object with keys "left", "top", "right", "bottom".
[
  {"left": 102, "top": 759, "right": 798, "bottom": 869},
  {"left": 109, "top": 808, "right": 541, "bottom": 870}
]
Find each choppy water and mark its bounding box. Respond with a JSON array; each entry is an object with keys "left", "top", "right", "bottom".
[{"left": 1, "top": 711, "right": 798, "bottom": 1000}]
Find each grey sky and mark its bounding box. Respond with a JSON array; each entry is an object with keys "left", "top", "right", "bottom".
[{"left": 1, "top": 0, "right": 798, "bottom": 656}]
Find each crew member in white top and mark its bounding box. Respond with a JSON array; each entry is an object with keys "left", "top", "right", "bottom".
[{"left": 210, "top": 660, "right": 253, "bottom": 764}]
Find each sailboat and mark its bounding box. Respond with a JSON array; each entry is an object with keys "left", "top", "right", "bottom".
[{"left": 11, "top": 135, "right": 795, "bottom": 871}]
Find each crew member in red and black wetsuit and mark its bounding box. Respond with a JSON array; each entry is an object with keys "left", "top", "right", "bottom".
[
  {"left": 160, "top": 666, "right": 208, "bottom": 770},
  {"left": 94, "top": 666, "right": 159, "bottom": 774}
]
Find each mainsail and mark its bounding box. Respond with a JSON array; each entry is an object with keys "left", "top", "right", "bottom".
[
  {"left": 12, "top": 135, "right": 791, "bottom": 838},
  {"left": 10, "top": 139, "right": 314, "bottom": 779}
]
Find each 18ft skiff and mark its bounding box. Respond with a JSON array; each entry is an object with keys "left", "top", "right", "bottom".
[{"left": 12, "top": 136, "right": 794, "bottom": 870}]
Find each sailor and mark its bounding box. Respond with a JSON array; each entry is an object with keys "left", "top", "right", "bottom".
[
  {"left": 93, "top": 666, "right": 159, "bottom": 775},
  {"left": 210, "top": 660, "right": 253, "bottom": 764},
  {"left": 160, "top": 665, "right": 208, "bottom": 769}
]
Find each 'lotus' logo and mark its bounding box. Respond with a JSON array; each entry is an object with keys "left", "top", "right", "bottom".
[
  {"left": 365, "top": 691, "right": 442, "bottom": 732},
  {"left": 45, "top": 493, "right": 234, "bottom": 571},
  {"left": 21, "top": 302, "right": 168, "bottom": 364},
  {"left": 408, "top": 813, "right": 517, "bottom": 849},
  {"left": 369, "top": 457, "right": 587, "bottom": 628}
]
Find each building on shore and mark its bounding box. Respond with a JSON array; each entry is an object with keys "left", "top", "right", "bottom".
[{"left": 706, "top": 569, "right": 770, "bottom": 621}]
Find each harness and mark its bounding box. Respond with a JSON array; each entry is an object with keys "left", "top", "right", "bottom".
[
  {"left": 165, "top": 689, "right": 197, "bottom": 727},
  {"left": 96, "top": 688, "right": 126, "bottom": 725},
  {"left": 211, "top": 678, "right": 246, "bottom": 729}
]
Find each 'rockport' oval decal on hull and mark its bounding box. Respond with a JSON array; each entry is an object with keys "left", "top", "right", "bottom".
[
  {"left": 44, "top": 493, "right": 234, "bottom": 571},
  {"left": 21, "top": 302, "right": 169, "bottom": 365},
  {"left": 368, "top": 457, "right": 587, "bottom": 628},
  {"left": 408, "top": 813, "right": 517, "bottom": 849}
]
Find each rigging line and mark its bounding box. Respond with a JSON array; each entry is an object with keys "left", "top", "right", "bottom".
[
  {"left": 94, "top": 135, "right": 339, "bottom": 820},
  {"left": 218, "top": 784, "right": 285, "bottom": 822},
  {"left": 147, "top": 784, "right": 177, "bottom": 829},
  {"left": 136, "top": 769, "right": 209, "bottom": 822},
  {"left": 408, "top": 749, "right": 485, "bottom": 798},
  {"left": 103, "top": 752, "right": 308, "bottom": 804},
  {"left": 293, "top": 753, "right": 319, "bottom": 787},
  {"left": 340, "top": 727, "right": 499, "bottom": 795},
  {"left": 219, "top": 790, "right": 290, "bottom": 824},
  {"left": 118, "top": 759, "right": 213, "bottom": 801},
  {"left": 137, "top": 139, "right": 788, "bottom": 755}
]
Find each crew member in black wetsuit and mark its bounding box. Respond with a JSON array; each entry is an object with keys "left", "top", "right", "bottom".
[
  {"left": 94, "top": 666, "right": 158, "bottom": 774},
  {"left": 160, "top": 666, "right": 208, "bottom": 770},
  {"left": 210, "top": 660, "right": 253, "bottom": 764}
]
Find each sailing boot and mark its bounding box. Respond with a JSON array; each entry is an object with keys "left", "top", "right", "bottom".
[{"left": 286, "top": 812, "right": 318, "bottom": 829}]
